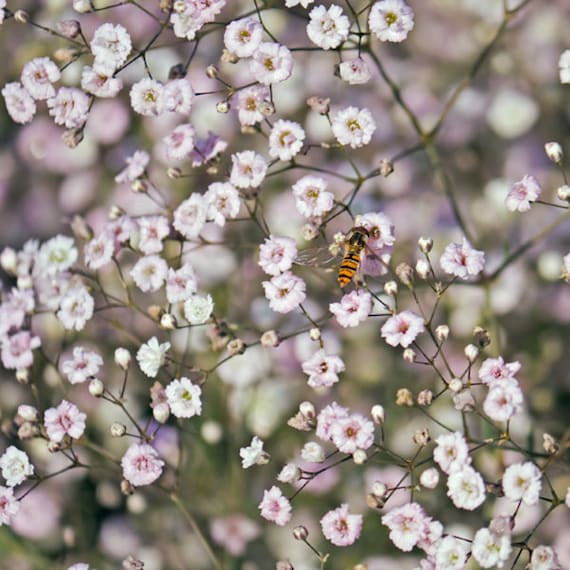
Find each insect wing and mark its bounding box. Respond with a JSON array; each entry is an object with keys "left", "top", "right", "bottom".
[{"left": 295, "top": 245, "right": 340, "bottom": 269}]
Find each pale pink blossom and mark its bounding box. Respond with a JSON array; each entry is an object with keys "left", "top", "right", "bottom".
[
  {"left": 502, "top": 462, "right": 542, "bottom": 506},
  {"left": 230, "top": 151, "right": 267, "bottom": 189},
  {"left": 530, "top": 545, "right": 561, "bottom": 570},
  {"left": 331, "top": 106, "right": 376, "bottom": 148},
  {"left": 44, "top": 400, "right": 86, "bottom": 443},
  {"left": 381, "top": 502, "right": 431, "bottom": 552},
  {"left": 292, "top": 176, "right": 334, "bottom": 218},
  {"left": 210, "top": 514, "right": 260, "bottom": 556},
  {"left": 250, "top": 42, "right": 294, "bottom": 85},
  {"left": 81, "top": 66, "right": 123, "bottom": 98},
  {"left": 330, "top": 413, "right": 375, "bottom": 454},
  {"left": 163, "top": 123, "right": 196, "bottom": 162},
  {"left": 0, "top": 486, "right": 20, "bottom": 526},
  {"left": 170, "top": 0, "right": 226, "bottom": 41},
  {"left": 483, "top": 378, "right": 524, "bottom": 422},
  {"left": 130, "top": 78, "right": 163, "bottom": 116},
  {"left": 224, "top": 17, "right": 264, "bottom": 58},
  {"left": 1, "top": 331, "right": 41, "bottom": 370},
  {"left": 166, "top": 377, "right": 202, "bottom": 418},
  {"left": 339, "top": 58, "right": 371, "bottom": 84},
  {"left": 84, "top": 233, "right": 114, "bottom": 270},
  {"left": 262, "top": 271, "right": 306, "bottom": 313},
  {"left": 329, "top": 290, "right": 372, "bottom": 328},
  {"left": 268, "top": 120, "right": 306, "bottom": 161},
  {"left": 36, "top": 235, "right": 78, "bottom": 276},
  {"left": 258, "top": 235, "right": 298, "bottom": 276},
  {"left": 258, "top": 486, "right": 292, "bottom": 526},
  {"left": 21, "top": 57, "right": 61, "bottom": 100},
  {"left": 166, "top": 263, "right": 198, "bottom": 303},
  {"left": 121, "top": 443, "right": 164, "bottom": 487},
  {"left": 434, "top": 536, "right": 468, "bottom": 570},
  {"left": 440, "top": 237, "right": 485, "bottom": 279},
  {"left": 90, "top": 23, "right": 132, "bottom": 74},
  {"left": 162, "top": 78, "right": 194, "bottom": 114},
  {"left": 61, "top": 346, "right": 103, "bottom": 385},
  {"left": 358, "top": 211, "right": 396, "bottom": 249},
  {"left": 472, "top": 527, "right": 512, "bottom": 569},
  {"left": 47, "top": 87, "right": 90, "bottom": 129},
  {"left": 446, "top": 465, "right": 486, "bottom": 510},
  {"left": 302, "top": 349, "right": 345, "bottom": 388},
  {"left": 433, "top": 431, "right": 471, "bottom": 474},
  {"left": 115, "top": 150, "right": 149, "bottom": 183},
  {"left": 381, "top": 310, "right": 425, "bottom": 348},
  {"left": 478, "top": 356, "right": 521, "bottom": 385},
  {"left": 320, "top": 504, "right": 363, "bottom": 546},
  {"left": 236, "top": 85, "right": 270, "bottom": 126},
  {"left": 130, "top": 255, "right": 168, "bottom": 293},
  {"left": 300, "top": 441, "right": 325, "bottom": 463},
  {"left": 505, "top": 175, "right": 542, "bottom": 212},
  {"left": 137, "top": 216, "right": 170, "bottom": 255},
  {"left": 2, "top": 82, "right": 36, "bottom": 124},
  {"left": 56, "top": 284, "right": 94, "bottom": 331},
  {"left": 307, "top": 5, "right": 350, "bottom": 50},
  {"left": 173, "top": 194, "right": 208, "bottom": 240},
  {"left": 205, "top": 182, "right": 241, "bottom": 226},
  {"left": 316, "top": 401, "right": 349, "bottom": 441},
  {"left": 369, "top": 0, "right": 414, "bottom": 43}
]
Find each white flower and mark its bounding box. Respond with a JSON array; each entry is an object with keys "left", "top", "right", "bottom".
[
  {"left": 205, "top": 182, "right": 241, "bottom": 226},
  {"left": 184, "top": 294, "right": 214, "bottom": 325},
  {"left": 130, "top": 255, "right": 168, "bottom": 292},
  {"left": 433, "top": 431, "right": 471, "bottom": 474},
  {"left": 434, "top": 536, "right": 468, "bottom": 570},
  {"left": 530, "top": 545, "right": 561, "bottom": 570},
  {"left": 446, "top": 465, "right": 486, "bottom": 510},
  {"left": 331, "top": 106, "right": 376, "bottom": 148},
  {"left": 559, "top": 49, "right": 570, "bottom": 84},
  {"left": 21, "top": 57, "right": 61, "bottom": 100},
  {"left": 162, "top": 78, "right": 194, "bottom": 114},
  {"left": 0, "top": 446, "right": 34, "bottom": 487},
  {"left": 268, "top": 120, "right": 306, "bottom": 161},
  {"left": 2, "top": 82, "right": 36, "bottom": 124},
  {"left": 369, "top": 0, "right": 414, "bottom": 43},
  {"left": 36, "top": 235, "right": 78, "bottom": 276},
  {"left": 301, "top": 441, "right": 325, "bottom": 463},
  {"left": 292, "top": 175, "right": 334, "bottom": 218},
  {"left": 136, "top": 337, "right": 171, "bottom": 378},
  {"left": 306, "top": 5, "right": 350, "bottom": 50},
  {"left": 249, "top": 42, "right": 294, "bottom": 85},
  {"left": 166, "top": 377, "right": 202, "bottom": 418},
  {"left": 277, "top": 463, "right": 301, "bottom": 484},
  {"left": 230, "top": 151, "right": 267, "bottom": 189},
  {"left": 57, "top": 284, "right": 94, "bottom": 331},
  {"left": 91, "top": 23, "right": 132, "bottom": 74},
  {"left": 224, "top": 17, "right": 264, "bottom": 58},
  {"left": 339, "top": 58, "right": 371, "bottom": 84},
  {"left": 81, "top": 66, "right": 123, "bottom": 98},
  {"left": 130, "top": 78, "right": 163, "bottom": 116},
  {"left": 173, "top": 194, "right": 208, "bottom": 240},
  {"left": 47, "top": 87, "right": 90, "bottom": 129},
  {"left": 472, "top": 527, "right": 512, "bottom": 569},
  {"left": 502, "top": 462, "right": 542, "bottom": 506},
  {"left": 163, "top": 124, "right": 195, "bottom": 162},
  {"left": 240, "top": 436, "right": 266, "bottom": 468}
]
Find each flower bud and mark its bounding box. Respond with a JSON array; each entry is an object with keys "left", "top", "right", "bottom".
[
  {"left": 379, "top": 159, "right": 394, "bottom": 177},
  {"left": 216, "top": 101, "right": 229, "bottom": 114},
  {"left": 306, "top": 95, "right": 330, "bottom": 114},
  {"left": 173, "top": 0, "right": 186, "bottom": 13},
  {"left": 259, "top": 100, "right": 274, "bottom": 116},
  {"left": 56, "top": 20, "right": 81, "bottom": 38},
  {"left": 206, "top": 64, "right": 219, "bottom": 78},
  {"left": 47, "top": 440, "right": 62, "bottom": 453},
  {"left": 168, "top": 63, "right": 186, "bottom": 80},
  {"left": 293, "top": 525, "right": 309, "bottom": 541},
  {"left": 557, "top": 184, "right": 570, "bottom": 202},
  {"left": 17, "top": 275, "right": 33, "bottom": 290},
  {"left": 371, "top": 404, "right": 385, "bottom": 424},
  {"left": 18, "top": 422, "right": 38, "bottom": 440},
  {"left": 415, "top": 259, "right": 430, "bottom": 279},
  {"left": 464, "top": 344, "right": 479, "bottom": 362},
  {"left": 70, "top": 215, "right": 93, "bottom": 241},
  {"left": 420, "top": 467, "right": 440, "bottom": 489},
  {"left": 114, "top": 348, "right": 132, "bottom": 370},
  {"left": 384, "top": 280, "right": 398, "bottom": 296},
  {"left": 396, "top": 388, "right": 414, "bottom": 407},
  {"left": 367, "top": 493, "right": 385, "bottom": 509},
  {"left": 62, "top": 127, "right": 84, "bottom": 148},
  {"left": 418, "top": 237, "right": 433, "bottom": 254},
  {"left": 89, "top": 378, "right": 104, "bottom": 397},
  {"left": 14, "top": 10, "right": 30, "bottom": 23},
  {"left": 167, "top": 167, "right": 182, "bottom": 179},
  {"left": 122, "top": 554, "right": 145, "bottom": 570},
  {"left": 435, "top": 324, "right": 449, "bottom": 342},
  {"left": 473, "top": 326, "right": 490, "bottom": 348},
  {"left": 131, "top": 179, "right": 148, "bottom": 193},
  {"left": 413, "top": 428, "right": 430, "bottom": 446},
  {"left": 16, "top": 368, "right": 29, "bottom": 384},
  {"left": 201, "top": 420, "right": 223, "bottom": 444},
  {"left": 0, "top": 247, "right": 18, "bottom": 275},
  {"left": 110, "top": 422, "right": 127, "bottom": 437},
  {"left": 301, "top": 441, "right": 325, "bottom": 463},
  {"left": 260, "top": 330, "right": 280, "bottom": 347},
  {"left": 403, "top": 348, "right": 416, "bottom": 363},
  {"left": 453, "top": 389, "right": 475, "bottom": 412},
  {"left": 302, "top": 223, "right": 319, "bottom": 241},
  {"left": 227, "top": 338, "right": 246, "bottom": 356},
  {"left": 221, "top": 49, "right": 239, "bottom": 64},
  {"left": 372, "top": 481, "right": 387, "bottom": 499},
  {"left": 160, "top": 312, "right": 177, "bottom": 330},
  {"left": 120, "top": 479, "right": 135, "bottom": 496},
  {"left": 544, "top": 141, "right": 563, "bottom": 164},
  {"left": 299, "top": 401, "right": 316, "bottom": 419},
  {"left": 153, "top": 402, "right": 170, "bottom": 424},
  {"left": 309, "top": 327, "right": 321, "bottom": 341},
  {"left": 109, "top": 205, "right": 125, "bottom": 220},
  {"left": 449, "top": 378, "right": 463, "bottom": 393},
  {"left": 417, "top": 389, "right": 433, "bottom": 406},
  {"left": 396, "top": 262, "right": 414, "bottom": 287},
  {"left": 73, "top": 0, "right": 92, "bottom": 13},
  {"left": 353, "top": 449, "right": 368, "bottom": 464},
  {"left": 542, "top": 433, "right": 559, "bottom": 454},
  {"left": 17, "top": 405, "right": 38, "bottom": 423}
]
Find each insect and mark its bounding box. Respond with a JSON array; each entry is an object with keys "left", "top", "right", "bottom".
[{"left": 337, "top": 226, "right": 370, "bottom": 288}]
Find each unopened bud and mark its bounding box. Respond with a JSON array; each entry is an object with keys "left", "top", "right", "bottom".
[
  {"left": 544, "top": 141, "right": 563, "bottom": 164},
  {"left": 415, "top": 259, "right": 430, "bottom": 279},
  {"left": 557, "top": 184, "right": 570, "bottom": 202},
  {"left": 473, "top": 326, "right": 490, "bottom": 348},
  {"left": 293, "top": 525, "right": 309, "bottom": 541},
  {"left": 221, "top": 49, "right": 239, "bottom": 64},
  {"left": 302, "top": 223, "right": 319, "bottom": 241},
  {"left": 353, "top": 449, "right": 368, "bottom": 464},
  {"left": 173, "top": 0, "right": 186, "bottom": 13},
  {"left": 276, "top": 562, "right": 294, "bottom": 570},
  {"left": 227, "top": 338, "right": 246, "bottom": 356},
  {"left": 57, "top": 20, "right": 81, "bottom": 38},
  {"left": 0, "top": 247, "right": 18, "bottom": 275},
  {"left": 418, "top": 237, "right": 433, "bottom": 254},
  {"left": 260, "top": 330, "right": 280, "bottom": 347},
  {"left": 18, "top": 422, "right": 37, "bottom": 440},
  {"left": 372, "top": 481, "right": 387, "bottom": 499},
  {"left": 54, "top": 48, "right": 78, "bottom": 65},
  {"left": 201, "top": 420, "right": 222, "bottom": 444},
  {"left": 120, "top": 479, "right": 135, "bottom": 495},
  {"left": 396, "top": 262, "right": 414, "bottom": 287},
  {"left": 48, "top": 440, "right": 62, "bottom": 453},
  {"left": 114, "top": 348, "right": 131, "bottom": 370},
  {"left": 396, "top": 388, "right": 414, "bottom": 407},
  {"left": 464, "top": 343, "right": 479, "bottom": 362},
  {"left": 371, "top": 404, "right": 385, "bottom": 424},
  {"left": 131, "top": 179, "right": 147, "bottom": 193},
  {"left": 14, "top": 10, "right": 29, "bottom": 23},
  {"left": 17, "top": 405, "right": 38, "bottom": 423},
  {"left": 160, "top": 312, "right": 177, "bottom": 330},
  {"left": 70, "top": 215, "right": 93, "bottom": 241},
  {"left": 216, "top": 101, "right": 229, "bottom": 113},
  {"left": 89, "top": 378, "right": 104, "bottom": 397},
  {"left": 449, "top": 378, "right": 463, "bottom": 393},
  {"left": 403, "top": 348, "right": 416, "bottom": 363},
  {"left": 167, "top": 167, "right": 182, "bottom": 179},
  {"left": 413, "top": 428, "right": 430, "bottom": 446},
  {"left": 299, "top": 401, "right": 316, "bottom": 419},
  {"left": 109, "top": 205, "right": 125, "bottom": 220},
  {"left": 206, "top": 64, "right": 219, "bottom": 78},
  {"left": 384, "top": 280, "right": 398, "bottom": 296},
  {"left": 73, "top": 0, "right": 93, "bottom": 13},
  {"left": 309, "top": 327, "right": 321, "bottom": 341},
  {"left": 542, "top": 433, "right": 559, "bottom": 454},
  {"left": 153, "top": 402, "right": 170, "bottom": 424},
  {"left": 62, "top": 128, "right": 84, "bottom": 148},
  {"left": 420, "top": 467, "right": 440, "bottom": 489},
  {"left": 367, "top": 492, "right": 385, "bottom": 509},
  {"left": 110, "top": 422, "right": 127, "bottom": 437},
  {"left": 417, "top": 389, "right": 433, "bottom": 406},
  {"left": 301, "top": 442, "right": 324, "bottom": 463},
  {"left": 17, "top": 275, "right": 33, "bottom": 290},
  {"left": 489, "top": 515, "right": 514, "bottom": 536},
  {"left": 259, "top": 100, "right": 274, "bottom": 116},
  {"left": 63, "top": 526, "right": 76, "bottom": 548},
  {"left": 379, "top": 159, "right": 394, "bottom": 177},
  {"left": 147, "top": 305, "right": 162, "bottom": 321},
  {"left": 306, "top": 95, "right": 330, "bottom": 114},
  {"left": 435, "top": 324, "right": 449, "bottom": 342},
  {"left": 16, "top": 368, "right": 29, "bottom": 384}
]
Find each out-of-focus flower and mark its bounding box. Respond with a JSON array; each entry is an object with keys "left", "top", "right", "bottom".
[
  {"left": 210, "top": 514, "right": 260, "bottom": 556},
  {"left": 2, "top": 82, "right": 37, "bottom": 124},
  {"left": 0, "top": 486, "right": 20, "bottom": 526},
  {"left": 115, "top": 150, "right": 149, "bottom": 183},
  {"left": 163, "top": 124, "right": 196, "bottom": 162},
  {"left": 559, "top": 50, "right": 570, "bottom": 84},
  {"left": 1, "top": 331, "right": 41, "bottom": 370}
]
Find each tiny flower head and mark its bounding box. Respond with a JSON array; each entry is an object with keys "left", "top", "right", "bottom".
[
  {"left": 121, "top": 442, "right": 164, "bottom": 487},
  {"left": 320, "top": 504, "right": 363, "bottom": 546}
]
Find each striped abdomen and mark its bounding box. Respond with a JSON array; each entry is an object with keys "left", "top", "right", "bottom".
[{"left": 338, "top": 248, "right": 362, "bottom": 287}]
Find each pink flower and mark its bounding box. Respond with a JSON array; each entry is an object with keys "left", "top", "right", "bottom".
[
  {"left": 320, "top": 504, "right": 363, "bottom": 546},
  {"left": 121, "top": 443, "right": 164, "bottom": 487},
  {"left": 162, "top": 78, "right": 194, "bottom": 114},
  {"left": 2, "top": 82, "right": 36, "bottom": 124},
  {"left": 173, "top": 194, "right": 208, "bottom": 240},
  {"left": 330, "top": 413, "right": 375, "bottom": 454},
  {"left": 210, "top": 514, "right": 260, "bottom": 556},
  {"left": 302, "top": 349, "right": 345, "bottom": 388},
  {"left": 47, "top": 87, "right": 90, "bottom": 129},
  {"left": 61, "top": 346, "right": 103, "bottom": 385},
  {"left": 21, "top": 57, "right": 61, "bottom": 100},
  {"left": 1, "top": 331, "right": 41, "bottom": 370},
  {"left": 329, "top": 290, "right": 372, "bottom": 328},
  {"left": 205, "top": 182, "right": 241, "bottom": 227},
  {"left": 224, "top": 17, "right": 264, "bottom": 59},
  {"left": 262, "top": 271, "right": 306, "bottom": 313},
  {"left": 115, "top": 150, "right": 149, "bottom": 183},
  {"left": 250, "top": 42, "right": 294, "bottom": 85},
  {"left": 166, "top": 263, "right": 198, "bottom": 303},
  {"left": 440, "top": 237, "right": 485, "bottom": 279},
  {"left": 316, "top": 401, "right": 350, "bottom": 441},
  {"left": 0, "top": 486, "right": 20, "bottom": 526},
  {"left": 505, "top": 175, "right": 542, "bottom": 212},
  {"left": 230, "top": 150, "right": 267, "bottom": 189},
  {"left": 483, "top": 378, "right": 524, "bottom": 422},
  {"left": 292, "top": 176, "right": 334, "bottom": 218},
  {"left": 358, "top": 211, "right": 396, "bottom": 249},
  {"left": 44, "top": 400, "right": 87, "bottom": 443},
  {"left": 137, "top": 216, "right": 170, "bottom": 255},
  {"left": 478, "top": 356, "right": 521, "bottom": 386},
  {"left": 163, "top": 123, "right": 196, "bottom": 162},
  {"left": 258, "top": 486, "right": 292, "bottom": 526},
  {"left": 236, "top": 85, "right": 270, "bottom": 126},
  {"left": 130, "top": 255, "right": 168, "bottom": 292},
  {"left": 381, "top": 310, "right": 424, "bottom": 348},
  {"left": 84, "top": 233, "right": 114, "bottom": 270},
  {"left": 56, "top": 284, "right": 94, "bottom": 331},
  {"left": 259, "top": 236, "right": 298, "bottom": 276},
  {"left": 382, "top": 502, "right": 431, "bottom": 552},
  {"left": 307, "top": 5, "right": 350, "bottom": 50}
]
